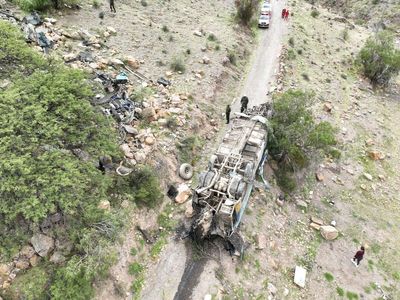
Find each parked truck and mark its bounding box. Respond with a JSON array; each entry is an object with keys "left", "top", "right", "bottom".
[{"left": 190, "top": 104, "right": 272, "bottom": 254}]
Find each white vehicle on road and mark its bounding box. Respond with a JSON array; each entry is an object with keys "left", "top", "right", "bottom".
[
  {"left": 258, "top": 14, "right": 270, "bottom": 28},
  {"left": 261, "top": 3, "right": 271, "bottom": 15}
]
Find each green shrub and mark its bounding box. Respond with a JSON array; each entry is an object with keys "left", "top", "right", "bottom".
[
  {"left": 337, "top": 287, "right": 345, "bottom": 296},
  {"left": 176, "top": 135, "right": 203, "bottom": 165},
  {"left": 166, "top": 116, "right": 178, "bottom": 129},
  {"left": 208, "top": 33, "right": 217, "bottom": 41},
  {"left": 341, "top": 28, "right": 349, "bottom": 41},
  {"left": 311, "top": 9, "right": 320, "bottom": 18},
  {"left": 324, "top": 272, "right": 334, "bottom": 282},
  {"left": 302, "top": 73, "right": 310, "bottom": 81},
  {"left": 162, "top": 25, "right": 169, "bottom": 32},
  {"left": 92, "top": 0, "right": 100, "bottom": 8},
  {"left": 115, "top": 165, "right": 163, "bottom": 207},
  {"left": 287, "top": 49, "right": 296, "bottom": 60},
  {"left": 268, "top": 90, "right": 337, "bottom": 191},
  {"left": 234, "top": 0, "right": 258, "bottom": 26},
  {"left": 131, "top": 86, "right": 154, "bottom": 102},
  {"left": 346, "top": 291, "right": 359, "bottom": 300},
  {"left": 8, "top": 267, "right": 49, "bottom": 300},
  {"left": 228, "top": 50, "right": 237, "bottom": 65},
  {"left": 297, "top": 49, "right": 303, "bottom": 55},
  {"left": 170, "top": 56, "right": 186, "bottom": 72},
  {"left": 128, "top": 262, "right": 144, "bottom": 275},
  {"left": 357, "top": 30, "right": 400, "bottom": 86},
  {"left": 215, "top": 44, "right": 221, "bottom": 51},
  {"left": 141, "top": 0, "right": 147, "bottom": 6}
]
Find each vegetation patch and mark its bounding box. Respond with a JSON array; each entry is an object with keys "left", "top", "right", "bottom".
[
  {"left": 170, "top": 56, "right": 186, "bottom": 73},
  {"left": 234, "top": 0, "right": 258, "bottom": 27},
  {"left": 324, "top": 272, "right": 334, "bottom": 282},
  {"left": 268, "top": 90, "right": 337, "bottom": 192},
  {"left": 176, "top": 135, "right": 203, "bottom": 165},
  {"left": 357, "top": 30, "right": 400, "bottom": 86}
]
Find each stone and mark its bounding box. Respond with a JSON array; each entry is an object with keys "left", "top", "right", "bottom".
[
  {"left": 283, "top": 288, "right": 289, "bottom": 296},
  {"left": 31, "top": 234, "right": 55, "bottom": 257},
  {"left": 141, "top": 107, "right": 156, "bottom": 119},
  {"left": 320, "top": 225, "right": 339, "bottom": 240},
  {"left": 120, "top": 144, "right": 133, "bottom": 159},
  {"left": 98, "top": 199, "right": 111, "bottom": 210},
  {"left": 315, "top": 172, "right": 324, "bottom": 182},
  {"left": 158, "top": 118, "right": 168, "bottom": 126},
  {"left": 365, "top": 139, "right": 375, "bottom": 146},
  {"left": 367, "top": 150, "right": 384, "bottom": 160},
  {"left": 55, "top": 239, "right": 73, "bottom": 254},
  {"left": 204, "top": 294, "right": 212, "bottom": 300},
  {"left": 123, "top": 125, "right": 139, "bottom": 135},
  {"left": 222, "top": 56, "right": 230, "bottom": 65},
  {"left": 296, "top": 199, "right": 308, "bottom": 210},
  {"left": 202, "top": 56, "right": 210, "bottom": 64},
  {"left": 309, "top": 222, "right": 321, "bottom": 230},
  {"left": 267, "top": 283, "right": 277, "bottom": 295},
  {"left": 20, "top": 245, "right": 36, "bottom": 258},
  {"left": 134, "top": 151, "right": 146, "bottom": 163},
  {"left": 121, "top": 200, "right": 129, "bottom": 208},
  {"left": 175, "top": 183, "right": 192, "bottom": 204},
  {"left": 378, "top": 174, "right": 385, "bottom": 181},
  {"left": 106, "top": 26, "right": 117, "bottom": 34},
  {"left": 29, "top": 254, "right": 40, "bottom": 267},
  {"left": 294, "top": 266, "right": 307, "bottom": 288},
  {"left": 193, "top": 30, "right": 202, "bottom": 37},
  {"left": 63, "top": 52, "right": 77, "bottom": 62},
  {"left": 363, "top": 173, "right": 373, "bottom": 181},
  {"left": 185, "top": 200, "right": 194, "bottom": 218},
  {"left": 310, "top": 216, "right": 323, "bottom": 225},
  {"left": 268, "top": 257, "right": 279, "bottom": 270},
  {"left": 0, "top": 263, "right": 12, "bottom": 278},
  {"left": 109, "top": 58, "right": 124, "bottom": 66},
  {"left": 103, "top": 31, "right": 110, "bottom": 38},
  {"left": 15, "top": 259, "right": 30, "bottom": 270},
  {"left": 144, "top": 136, "right": 155, "bottom": 145},
  {"left": 126, "top": 57, "right": 140, "bottom": 69},
  {"left": 50, "top": 251, "right": 66, "bottom": 264},
  {"left": 323, "top": 102, "right": 333, "bottom": 112},
  {"left": 256, "top": 234, "right": 267, "bottom": 250}
]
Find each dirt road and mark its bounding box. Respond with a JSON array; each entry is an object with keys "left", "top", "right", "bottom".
[
  {"left": 142, "top": 2, "right": 288, "bottom": 300},
  {"left": 232, "top": 0, "right": 287, "bottom": 112}
]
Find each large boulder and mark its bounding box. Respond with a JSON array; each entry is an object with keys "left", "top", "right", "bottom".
[
  {"left": 31, "top": 234, "right": 54, "bottom": 257},
  {"left": 320, "top": 225, "right": 339, "bottom": 240}
]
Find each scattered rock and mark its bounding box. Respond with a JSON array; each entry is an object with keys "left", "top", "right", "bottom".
[
  {"left": 0, "top": 263, "right": 12, "bottom": 278},
  {"left": 175, "top": 183, "right": 192, "bottom": 204},
  {"left": 141, "top": 107, "right": 156, "bottom": 120},
  {"left": 185, "top": 200, "right": 194, "bottom": 218},
  {"left": 310, "top": 216, "right": 324, "bottom": 225},
  {"left": 98, "top": 199, "right": 111, "bottom": 210},
  {"left": 109, "top": 58, "right": 124, "bottom": 66},
  {"left": 106, "top": 26, "right": 117, "bottom": 34},
  {"left": 193, "top": 30, "right": 202, "bottom": 37},
  {"left": 256, "top": 234, "right": 267, "bottom": 250},
  {"left": 31, "top": 234, "right": 55, "bottom": 257},
  {"left": 378, "top": 174, "right": 385, "bottom": 181},
  {"left": 367, "top": 150, "right": 384, "bottom": 160},
  {"left": 20, "top": 245, "right": 36, "bottom": 258},
  {"left": 315, "top": 172, "right": 324, "bottom": 182},
  {"left": 49, "top": 251, "right": 66, "bottom": 264},
  {"left": 123, "top": 125, "right": 139, "bottom": 135},
  {"left": 320, "top": 225, "right": 339, "bottom": 240},
  {"left": 296, "top": 199, "right": 308, "bottom": 210},
  {"left": 365, "top": 139, "right": 375, "bottom": 146},
  {"left": 204, "top": 294, "right": 212, "bottom": 300},
  {"left": 283, "top": 288, "right": 289, "bottom": 296},
  {"left": 202, "top": 56, "right": 210, "bottom": 64},
  {"left": 120, "top": 144, "right": 133, "bottom": 159},
  {"left": 363, "top": 173, "right": 373, "bottom": 181},
  {"left": 134, "top": 151, "right": 146, "bottom": 163},
  {"left": 309, "top": 222, "right": 321, "bottom": 230},
  {"left": 29, "top": 254, "right": 40, "bottom": 267},
  {"left": 63, "top": 52, "right": 76, "bottom": 62},
  {"left": 15, "top": 259, "right": 30, "bottom": 270},
  {"left": 121, "top": 200, "right": 129, "bottom": 208},
  {"left": 144, "top": 136, "right": 155, "bottom": 145},
  {"left": 294, "top": 266, "right": 307, "bottom": 288},
  {"left": 267, "top": 283, "right": 277, "bottom": 295},
  {"left": 323, "top": 102, "right": 333, "bottom": 113},
  {"left": 126, "top": 56, "right": 140, "bottom": 69}
]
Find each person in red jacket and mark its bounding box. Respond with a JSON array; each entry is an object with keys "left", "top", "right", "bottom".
[
  {"left": 281, "top": 8, "right": 286, "bottom": 19},
  {"left": 285, "top": 9, "right": 290, "bottom": 20},
  {"left": 352, "top": 246, "right": 365, "bottom": 267}
]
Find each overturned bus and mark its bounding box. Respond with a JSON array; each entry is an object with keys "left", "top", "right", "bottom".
[{"left": 190, "top": 104, "right": 272, "bottom": 254}]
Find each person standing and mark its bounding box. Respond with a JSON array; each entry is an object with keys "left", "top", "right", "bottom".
[
  {"left": 352, "top": 246, "right": 365, "bottom": 267},
  {"left": 285, "top": 9, "right": 290, "bottom": 20},
  {"left": 281, "top": 8, "right": 286, "bottom": 19},
  {"left": 110, "top": 0, "right": 116, "bottom": 13},
  {"left": 240, "top": 96, "right": 249, "bottom": 113},
  {"left": 225, "top": 105, "right": 231, "bottom": 124}
]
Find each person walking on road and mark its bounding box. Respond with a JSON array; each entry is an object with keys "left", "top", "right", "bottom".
[
  {"left": 352, "top": 246, "right": 365, "bottom": 267},
  {"left": 225, "top": 105, "right": 231, "bottom": 124},
  {"left": 240, "top": 96, "right": 249, "bottom": 113},
  {"left": 110, "top": 0, "right": 116, "bottom": 13},
  {"left": 281, "top": 8, "right": 286, "bottom": 19}
]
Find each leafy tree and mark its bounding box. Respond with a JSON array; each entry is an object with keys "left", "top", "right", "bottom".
[
  {"left": 235, "top": 0, "right": 258, "bottom": 26},
  {"left": 358, "top": 30, "right": 400, "bottom": 86},
  {"left": 268, "top": 90, "right": 337, "bottom": 191}
]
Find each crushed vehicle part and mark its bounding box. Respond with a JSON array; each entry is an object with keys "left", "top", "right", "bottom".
[
  {"left": 179, "top": 163, "right": 194, "bottom": 180},
  {"left": 189, "top": 105, "right": 272, "bottom": 254},
  {"left": 157, "top": 77, "right": 171, "bottom": 87}
]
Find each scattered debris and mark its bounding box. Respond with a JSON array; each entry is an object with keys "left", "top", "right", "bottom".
[
  {"left": 136, "top": 226, "right": 154, "bottom": 244},
  {"left": 175, "top": 183, "right": 192, "bottom": 204}
]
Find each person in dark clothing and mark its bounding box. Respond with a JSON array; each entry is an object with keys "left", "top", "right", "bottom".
[
  {"left": 281, "top": 8, "right": 286, "bottom": 19},
  {"left": 240, "top": 96, "right": 249, "bottom": 113},
  {"left": 352, "top": 246, "right": 365, "bottom": 267},
  {"left": 110, "top": 0, "right": 116, "bottom": 13},
  {"left": 225, "top": 105, "right": 231, "bottom": 124}
]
